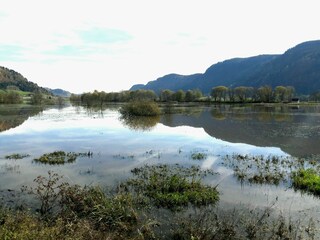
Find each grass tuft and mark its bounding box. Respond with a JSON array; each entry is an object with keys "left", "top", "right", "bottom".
[
  {"left": 191, "top": 152, "right": 207, "bottom": 160},
  {"left": 292, "top": 168, "right": 320, "bottom": 195},
  {"left": 123, "top": 164, "right": 219, "bottom": 211},
  {"left": 5, "top": 153, "right": 30, "bottom": 160},
  {"left": 33, "top": 151, "right": 92, "bottom": 165}
]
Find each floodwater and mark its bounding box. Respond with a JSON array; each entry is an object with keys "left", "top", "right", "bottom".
[{"left": 0, "top": 103, "right": 320, "bottom": 220}]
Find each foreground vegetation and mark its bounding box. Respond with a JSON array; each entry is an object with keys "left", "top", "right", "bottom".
[{"left": 0, "top": 162, "right": 319, "bottom": 239}]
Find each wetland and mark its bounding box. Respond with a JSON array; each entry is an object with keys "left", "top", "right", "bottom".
[{"left": 0, "top": 103, "right": 320, "bottom": 239}]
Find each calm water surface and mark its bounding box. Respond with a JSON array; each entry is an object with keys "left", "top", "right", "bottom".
[{"left": 0, "top": 104, "right": 319, "bottom": 220}]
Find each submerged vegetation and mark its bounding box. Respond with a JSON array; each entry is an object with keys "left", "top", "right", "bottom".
[
  {"left": 123, "top": 165, "right": 219, "bottom": 211},
  {"left": 223, "top": 154, "right": 291, "bottom": 185},
  {"left": 5, "top": 153, "right": 30, "bottom": 160},
  {"left": 191, "top": 152, "right": 207, "bottom": 160},
  {"left": 1, "top": 102, "right": 320, "bottom": 238},
  {"left": 223, "top": 153, "right": 320, "bottom": 196},
  {"left": 0, "top": 164, "right": 318, "bottom": 239},
  {"left": 33, "top": 151, "right": 92, "bottom": 165}
]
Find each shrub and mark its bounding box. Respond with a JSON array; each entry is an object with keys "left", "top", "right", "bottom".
[
  {"left": 22, "top": 171, "right": 68, "bottom": 217},
  {"left": 120, "top": 101, "right": 160, "bottom": 117}
]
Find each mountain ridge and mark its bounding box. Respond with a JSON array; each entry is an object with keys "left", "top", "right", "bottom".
[
  {"left": 46, "top": 88, "right": 72, "bottom": 97},
  {"left": 0, "top": 66, "right": 50, "bottom": 94},
  {"left": 130, "top": 40, "right": 320, "bottom": 94}
]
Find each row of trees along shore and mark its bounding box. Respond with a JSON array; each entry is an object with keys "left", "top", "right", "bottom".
[
  {"left": 0, "top": 89, "right": 63, "bottom": 105},
  {"left": 70, "top": 85, "right": 297, "bottom": 106},
  {"left": 0, "top": 91, "right": 22, "bottom": 104}
]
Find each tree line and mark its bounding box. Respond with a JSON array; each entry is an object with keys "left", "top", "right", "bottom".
[
  {"left": 211, "top": 85, "right": 295, "bottom": 103},
  {"left": 70, "top": 89, "right": 206, "bottom": 106},
  {"left": 70, "top": 85, "right": 298, "bottom": 106},
  {"left": 0, "top": 91, "right": 22, "bottom": 104},
  {"left": 310, "top": 90, "right": 320, "bottom": 101},
  {"left": 0, "top": 89, "right": 64, "bottom": 105}
]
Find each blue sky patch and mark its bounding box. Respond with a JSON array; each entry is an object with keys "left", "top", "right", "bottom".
[
  {"left": 0, "top": 45, "right": 25, "bottom": 61},
  {"left": 78, "top": 28, "right": 133, "bottom": 44}
]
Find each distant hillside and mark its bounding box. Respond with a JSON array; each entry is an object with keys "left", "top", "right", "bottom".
[
  {"left": 135, "top": 73, "right": 202, "bottom": 94},
  {"left": 247, "top": 41, "right": 320, "bottom": 94},
  {"left": 130, "top": 40, "right": 320, "bottom": 94},
  {"left": 0, "top": 66, "right": 50, "bottom": 94},
  {"left": 46, "top": 88, "right": 71, "bottom": 97}
]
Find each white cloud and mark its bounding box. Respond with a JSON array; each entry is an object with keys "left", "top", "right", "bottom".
[{"left": 0, "top": 0, "right": 320, "bottom": 93}]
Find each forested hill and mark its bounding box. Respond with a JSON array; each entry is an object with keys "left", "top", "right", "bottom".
[
  {"left": 130, "top": 40, "right": 320, "bottom": 95},
  {"left": 0, "top": 66, "right": 49, "bottom": 94}
]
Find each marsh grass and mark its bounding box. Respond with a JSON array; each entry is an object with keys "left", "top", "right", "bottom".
[
  {"left": 0, "top": 167, "right": 319, "bottom": 239},
  {"left": 5, "top": 153, "right": 30, "bottom": 160},
  {"left": 122, "top": 164, "right": 219, "bottom": 211},
  {"left": 191, "top": 152, "right": 207, "bottom": 160},
  {"left": 33, "top": 151, "right": 91, "bottom": 165},
  {"left": 224, "top": 154, "right": 293, "bottom": 185},
  {"left": 292, "top": 168, "right": 320, "bottom": 195},
  {"left": 224, "top": 153, "right": 320, "bottom": 198}
]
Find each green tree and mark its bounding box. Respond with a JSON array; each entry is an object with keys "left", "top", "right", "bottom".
[
  {"left": 160, "top": 89, "right": 174, "bottom": 102},
  {"left": 69, "top": 94, "right": 81, "bottom": 102},
  {"left": 172, "top": 90, "right": 186, "bottom": 102},
  {"left": 257, "top": 85, "right": 273, "bottom": 102},
  {"left": 310, "top": 91, "right": 320, "bottom": 101},
  {"left": 228, "top": 88, "right": 236, "bottom": 102},
  {"left": 234, "top": 86, "right": 252, "bottom": 102},
  {"left": 185, "top": 89, "right": 203, "bottom": 102},
  {"left": 274, "top": 86, "right": 287, "bottom": 102},
  {"left": 211, "top": 86, "right": 228, "bottom": 102},
  {"left": 31, "top": 91, "right": 44, "bottom": 105},
  {"left": 285, "top": 86, "right": 295, "bottom": 102},
  {"left": 5, "top": 91, "right": 22, "bottom": 104},
  {"left": 129, "top": 90, "right": 157, "bottom": 101}
]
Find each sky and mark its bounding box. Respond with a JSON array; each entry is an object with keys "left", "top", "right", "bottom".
[{"left": 0, "top": 0, "right": 320, "bottom": 93}]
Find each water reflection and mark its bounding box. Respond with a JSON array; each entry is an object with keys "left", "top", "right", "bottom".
[
  {"left": 210, "top": 104, "right": 294, "bottom": 122},
  {"left": 0, "top": 105, "right": 319, "bottom": 222},
  {"left": 0, "top": 105, "right": 44, "bottom": 132},
  {"left": 161, "top": 104, "right": 320, "bottom": 157},
  {"left": 120, "top": 115, "right": 160, "bottom": 131}
]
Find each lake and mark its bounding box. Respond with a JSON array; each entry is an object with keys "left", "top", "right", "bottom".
[{"left": 0, "top": 103, "right": 320, "bottom": 221}]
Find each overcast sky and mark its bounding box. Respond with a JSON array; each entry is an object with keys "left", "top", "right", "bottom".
[{"left": 0, "top": 0, "right": 319, "bottom": 93}]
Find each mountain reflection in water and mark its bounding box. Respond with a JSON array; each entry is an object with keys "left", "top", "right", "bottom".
[{"left": 160, "top": 104, "right": 320, "bottom": 157}]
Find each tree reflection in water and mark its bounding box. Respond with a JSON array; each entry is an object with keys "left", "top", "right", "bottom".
[
  {"left": 120, "top": 115, "right": 160, "bottom": 131},
  {"left": 0, "top": 105, "right": 44, "bottom": 132}
]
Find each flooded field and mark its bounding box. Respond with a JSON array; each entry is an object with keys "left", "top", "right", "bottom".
[{"left": 0, "top": 103, "right": 320, "bottom": 228}]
